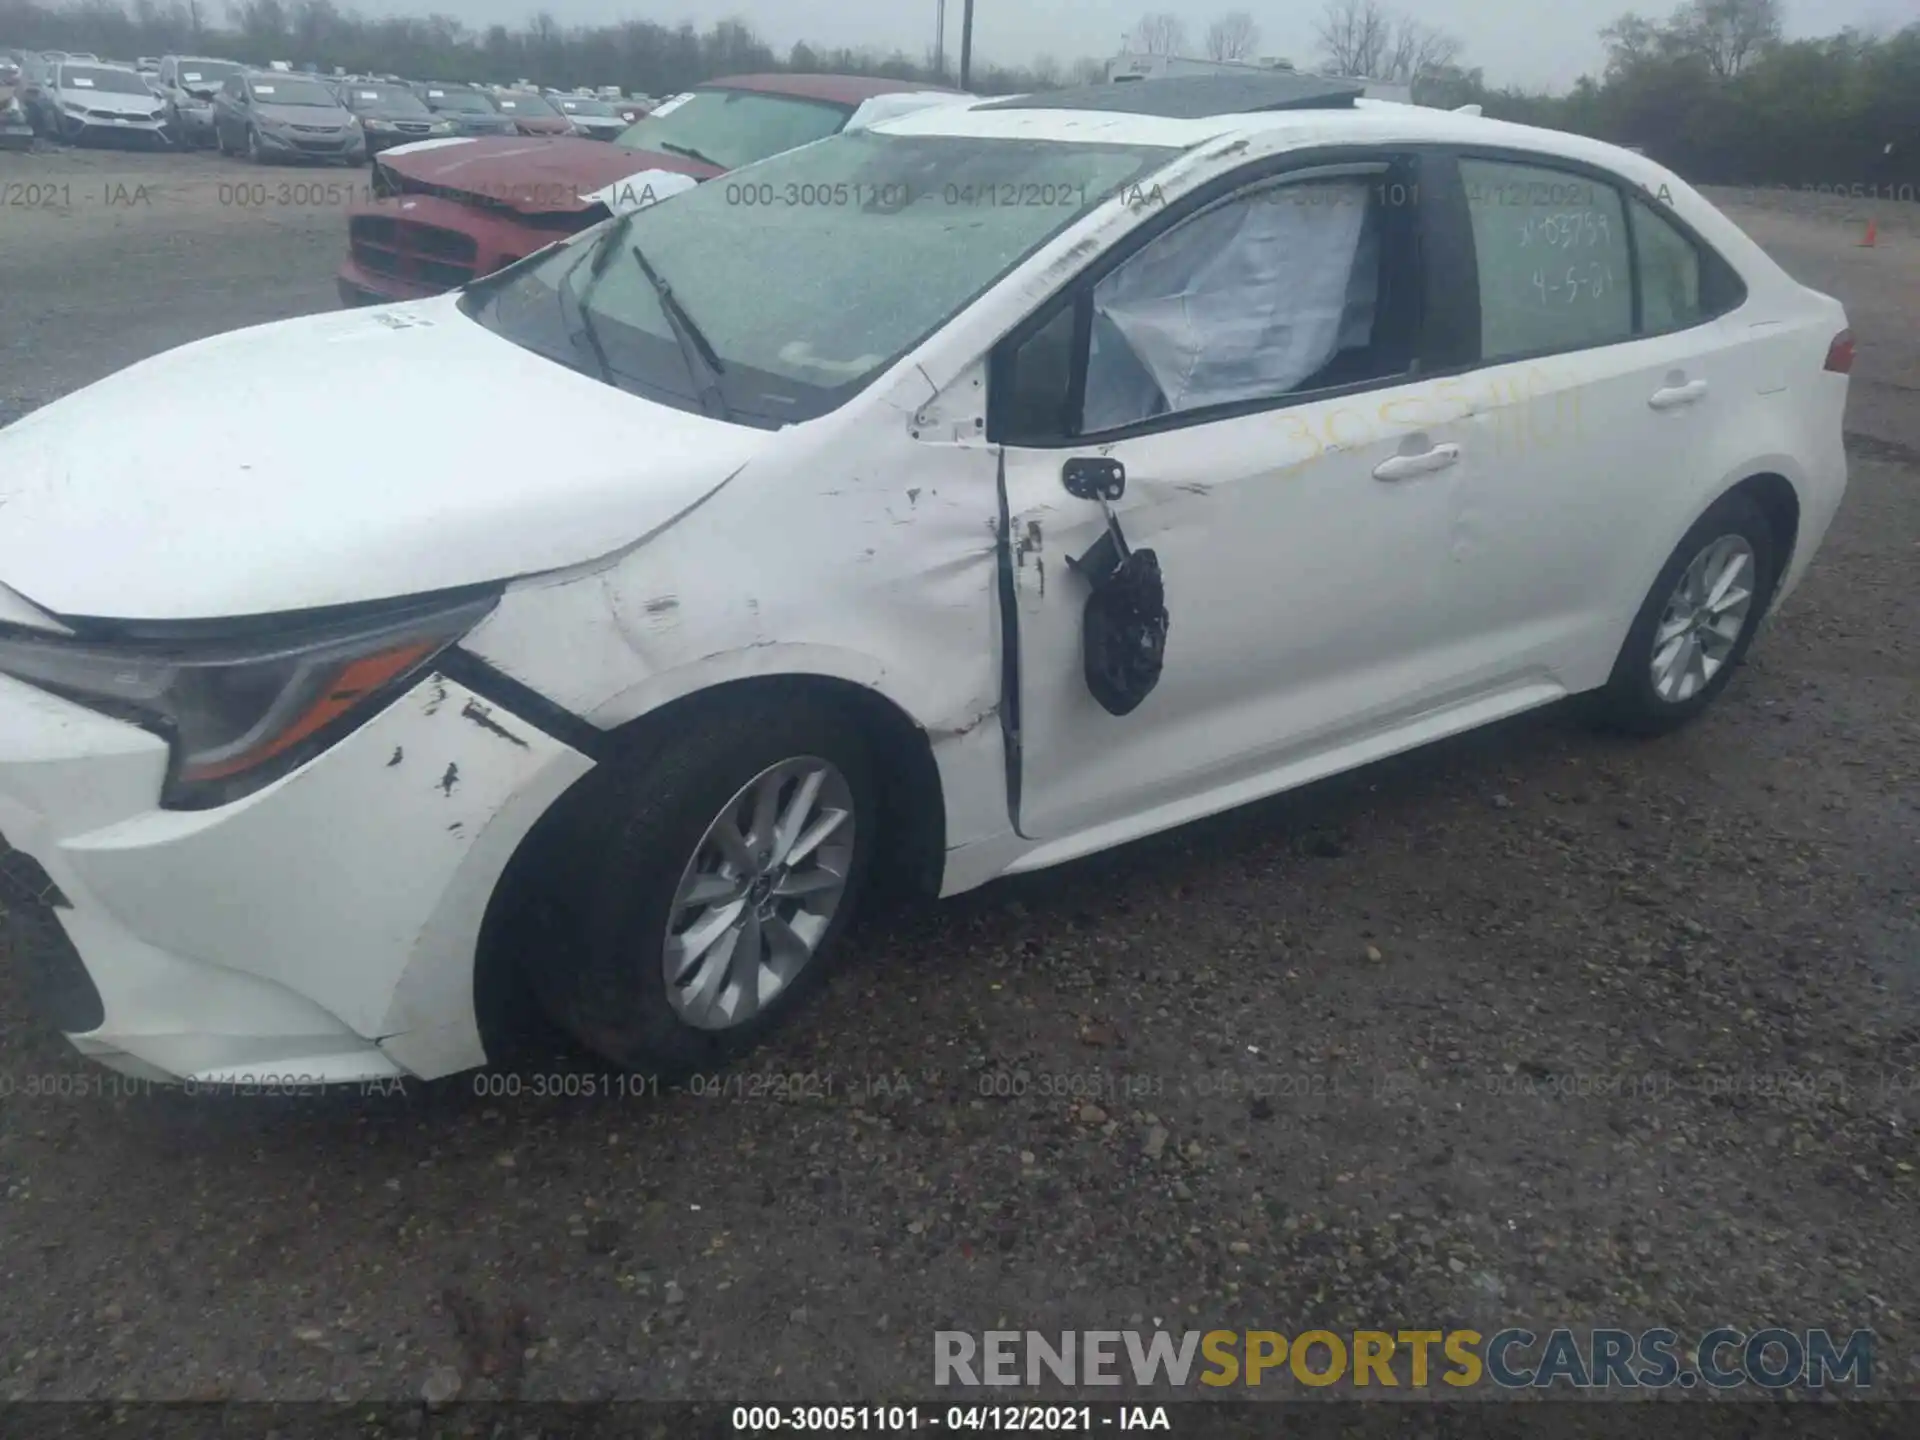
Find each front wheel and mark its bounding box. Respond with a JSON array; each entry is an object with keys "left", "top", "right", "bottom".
[
  {"left": 521, "top": 691, "right": 876, "bottom": 1080},
  {"left": 246, "top": 126, "right": 265, "bottom": 164},
  {"left": 1591, "top": 491, "right": 1777, "bottom": 735}
]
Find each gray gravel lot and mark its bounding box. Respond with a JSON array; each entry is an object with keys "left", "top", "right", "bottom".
[{"left": 0, "top": 147, "right": 1916, "bottom": 1405}]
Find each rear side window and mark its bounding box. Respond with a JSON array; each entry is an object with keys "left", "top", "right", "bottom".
[
  {"left": 1630, "top": 197, "right": 1704, "bottom": 334},
  {"left": 1460, "top": 157, "right": 1631, "bottom": 361}
]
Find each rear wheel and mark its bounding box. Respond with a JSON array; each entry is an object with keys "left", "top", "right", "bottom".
[
  {"left": 1591, "top": 491, "right": 1776, "bottom": 735},
  {"left": 521, "top": 691, "right": 876, "bottom": 1080}
]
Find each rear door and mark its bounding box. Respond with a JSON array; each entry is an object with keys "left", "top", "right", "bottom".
[{"left": 1420, "top": 150, "right": 1758, "bottom": 691}]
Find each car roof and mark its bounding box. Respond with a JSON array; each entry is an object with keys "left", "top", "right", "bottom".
[
  {"left": 975, "top": 72, "right": 1363, "bottom": 117},
  {"left": 876, "top": 90, "right": 1667, "bottom": 180},
  {"left": 705, "top": 72, "right": 962, "bottom": 105}
]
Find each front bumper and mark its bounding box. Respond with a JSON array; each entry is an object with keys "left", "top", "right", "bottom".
[
  {"left": 0, "top": 665, "right": 593, "bottom": 1085},
  {"left": 172, "top": 105, "right": 216, "bottom": 143},
  {"left": 338, "top": 190, "right": 570, "bottom": 306},
  {"left": 57, "top": 113, "right": 170, "bottom": 146},
  {"left": 364, "top": 129, "right": 447, "bottom": 154},
  {"left": 255, "top": 127, "right": 366, "bottom": 162}
]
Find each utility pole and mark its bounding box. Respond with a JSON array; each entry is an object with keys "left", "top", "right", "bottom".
[
  {"left": 959, "top": 0, "right": 974, "bottom": 89},
  {"left": 934, "top": 0, "right": 946, "bottom": 79}
]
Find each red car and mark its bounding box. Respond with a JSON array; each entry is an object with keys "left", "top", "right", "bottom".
[
  {"left": 337, "top": 73, "right": 956, "bottom": 306},
  {"left": 487, "top": 88, "right": 574, "bottom": 136}
]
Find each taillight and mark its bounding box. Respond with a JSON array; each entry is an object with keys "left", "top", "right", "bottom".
[{"left": 1824, "top": 329, "right": 1854, "bottom": 374}]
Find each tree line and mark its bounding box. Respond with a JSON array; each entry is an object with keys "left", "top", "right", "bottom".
[{"left": 1, "top": 0, "right": 1912, "bottom": 188}]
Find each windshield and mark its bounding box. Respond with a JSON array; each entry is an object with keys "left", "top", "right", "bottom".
[
  {"left": 59, "top": 65, "right": 151, "bottom": 95},
  {"left": 345, "top": 84, "right": 429, "bottom": 115},
  {"left": 492, "top": 90, "right": 559, "bottom": 116},
  {"left": 558, "top": 97, "right": 616, "bottom": 117},
  {"left": 249, "top": 77, "right": 338, "bottom": 106},
  {"left": 176, "top": 60, "right": 240, "bottom": 87},
  {"left": 614, "top": 88, "right": 852, "bottom": 170},
  {"left": 469, "top": 129, "right": 1176, "bottom": 427},
  {"left": 422, "top": 87, "right": 496, "bottom": 114}
]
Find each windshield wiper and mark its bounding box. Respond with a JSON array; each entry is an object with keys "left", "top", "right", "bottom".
[
  {"left": 626, "top": 238, "right": 731, "bottom": 422},
  {"left": 656, "top": 139, "right": 723, "bottom": 168},
  {"left": 554, "top": 218, "right": 629, "bottom": 385}
]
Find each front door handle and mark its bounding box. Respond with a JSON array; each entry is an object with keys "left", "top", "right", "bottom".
[
  {"left": 1649, "top": 379, "right": 1709, "bottom": 410},
  {"left": 1372, "top": 443, "right": 1461, "bottom": 482}
]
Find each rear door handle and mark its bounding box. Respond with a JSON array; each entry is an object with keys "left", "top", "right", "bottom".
[
  {"left": 1372, "top": 443, "right": 1461, "bottom": 481},
  {"left": 1649, "top": 379, "right": 1708, "bottom": 410}
]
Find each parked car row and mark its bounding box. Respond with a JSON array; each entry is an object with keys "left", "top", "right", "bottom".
[
  {"left": 0, "top": 47, "right": 660, "bottom": 156},
  {"left": 338, "top": 72, "right": 964, "bottom": 304}
]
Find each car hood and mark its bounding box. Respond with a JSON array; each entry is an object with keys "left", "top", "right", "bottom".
[
  {"left": 378, "top": 135, "right": 717, "bottom": 214},
  {"left": 0, "top": 295, "right": 777, "bottom": 621},
  {"left": 256, "top": 101, "right": 351, "bottom": 126}
]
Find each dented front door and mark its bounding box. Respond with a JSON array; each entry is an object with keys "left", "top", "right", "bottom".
[{"left": 997, "top": 375, "right": 1473, "bottom": 845}]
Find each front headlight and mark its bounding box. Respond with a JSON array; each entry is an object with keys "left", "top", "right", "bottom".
[
  {"left": 429, "top": 119, "right": 452, "bottom": 133},
  {"left": 0, "top": 590, "right": 497, "bottom": 809}
]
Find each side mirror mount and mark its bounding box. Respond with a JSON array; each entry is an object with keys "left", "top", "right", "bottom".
[{"left": 1062, "top": 456, "right": 1124, "bottom": 501}]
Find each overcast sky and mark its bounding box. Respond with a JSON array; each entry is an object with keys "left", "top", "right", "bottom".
[{"left": 351, "top": 0, "right": 1913, "bottom": 92}]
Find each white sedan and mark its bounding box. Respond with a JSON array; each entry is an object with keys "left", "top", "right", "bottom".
[{"left": 0, "top": 75, "right": 1851, "bottom": 1086}]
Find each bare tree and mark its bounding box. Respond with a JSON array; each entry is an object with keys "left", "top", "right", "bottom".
[
  {"left": 1317, "top": 0, "right": 1460, "bottom": 81},
  {"left": 1205, "top": 10, "right": 1260, "bottom": 61},
  {"left": 1380, "top": 18, "right": 1460, "bottom": 82},
  {"left": 1130, "top": 12, "right": 1189, "bottom": 55},
  {"left": 1675, "top": 0, "right": 1781, "bottom": 78},
  {"left": 1316, "top": 0, "right": 1392, "bottom": 76}
]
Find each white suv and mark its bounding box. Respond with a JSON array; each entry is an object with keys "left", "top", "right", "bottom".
[{"left": 0, "top": 75, "right": 1850, "bottom": 1087}]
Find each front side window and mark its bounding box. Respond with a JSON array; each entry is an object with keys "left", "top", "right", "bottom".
[
  {"left": 614, "top": 88, "right": 853, "bottom": 171},
  {"left": 1461, "top": 157, "right": 1631, "bottom": 361},
  {"left": 997, "top": 165, "right": 1417, "bottom": 442},
  {"left": 468, "top": 130, "right": 1176, "bottom": 427},
  {"left": 1080, "top": 175, "right": 1398, "bottom": 434}
]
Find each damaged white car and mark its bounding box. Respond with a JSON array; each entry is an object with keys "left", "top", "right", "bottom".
[{"left": 0, "top": 74, "right": 1851, "bottom": 1086}]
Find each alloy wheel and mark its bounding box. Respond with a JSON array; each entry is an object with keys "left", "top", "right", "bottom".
[
  {"left": 1649, "top": 533, "right": 1756, "bottom": 703},
  {"left": 661, "top": 756, "right": 856, "bottom": 1031}
]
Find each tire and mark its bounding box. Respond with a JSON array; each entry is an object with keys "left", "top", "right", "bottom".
[
  {"left": 520, "top": 689, "right": 877, "bottom": 1080},
  {"left": 246, "top": 126, "right": 264, "bottom": 164},
  {"left": 1591, "top": 490, "right": 1777, "bottom": 735}
]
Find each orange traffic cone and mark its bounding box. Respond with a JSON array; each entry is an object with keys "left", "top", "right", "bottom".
[{"left": 1859, "top": 218, "right": 1878, "bottom": 247}]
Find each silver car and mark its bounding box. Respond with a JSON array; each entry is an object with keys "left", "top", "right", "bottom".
[
  {"left": 43, "top": 62, "right": 171, "bottom": 147},
  {"left": 211, "top": 69, "right": 366, "bottom": 164},
  {"left": 157, "top": 54, "right": 245, "bottom": 147},
  {"left": 548, "top": 93, "right": 628, "bottom": 140}
]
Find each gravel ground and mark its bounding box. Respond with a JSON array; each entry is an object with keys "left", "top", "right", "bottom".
[{"left": 0, "top": 146, "right": 1915, "bottom": 1405}]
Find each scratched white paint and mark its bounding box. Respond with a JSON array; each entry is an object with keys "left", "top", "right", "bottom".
[{"left": 0, "top": 98, "right": 1852, "bottom": 1081}]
